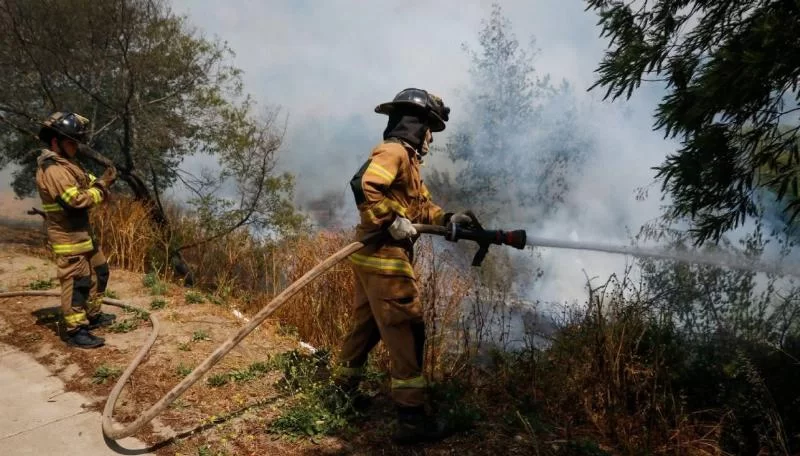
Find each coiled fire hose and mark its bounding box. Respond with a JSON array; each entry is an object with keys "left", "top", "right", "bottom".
[{"left": 0, "top": 223, "right": 527, "bottom": 440}]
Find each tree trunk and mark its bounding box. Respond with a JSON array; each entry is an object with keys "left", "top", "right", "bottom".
[{"left": 79, "top": 144, "right": 195, "bottom": 286}]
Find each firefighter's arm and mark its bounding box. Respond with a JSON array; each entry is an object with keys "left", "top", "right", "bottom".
[
  {"left": 419, "top": 183, "right": 447, "bottom": 226},
  {"left": 41, "top": 166, "right": 105, "bottom": 209},
  {"left": 350, "top": 146, "right": 404, "bottom": 230}
]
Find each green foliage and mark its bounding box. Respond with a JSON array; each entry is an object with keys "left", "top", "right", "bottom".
[
  {"left": 176, "top": 364, "right": 193, "bottom": 378},
  {"left": 586, "top": 0, "right": 800, "bottom": 243},
  {"left": 28, "top": 279, "right": 54, "bottom": 290},
  {"left": 92, "top": 364, "right": 122, "bottom": 384},
  {"left": 227, "top": 362, "right": 271, "bottom": 383},
  {"left": 267, "top": 349, "right": 358, "bottom": 439},
  {"left": 185, "top": 291, "right": 206, "bottom": 304},
  {"left": 104, "top": 289, "right": 119, "bottom": 299},
  {"left": 108, "top": 319, "right": 138, "bottom": 333},
  {"left": 149, "top": 298, "right": 167, "bottom": 310},
  {"left": 206, "top": 373, "right": 229, "bottom": 387},
  {"left": 201, "top": 361, "right": 272, "bottom": 386},
  {"left": 143, "top": 273, "right": 168, "bottom": 296},
  {"left": 125, "top": 307, "right": 150, "bottom": 321},
  {"left": 192, "top": 329, "right": 211, "bottom": 341}
]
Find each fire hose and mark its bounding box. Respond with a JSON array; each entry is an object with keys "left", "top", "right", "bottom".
[{"left": 0, "top": 223, "right": 526, "bottom": 441}]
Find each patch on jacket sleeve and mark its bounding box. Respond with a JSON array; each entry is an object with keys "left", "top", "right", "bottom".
[{"left": 350, "top": 159, "right": 371, "bottom": 206}]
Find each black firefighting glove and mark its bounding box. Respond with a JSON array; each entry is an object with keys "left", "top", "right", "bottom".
[
  {"left": 444, "top": 210, "right": 482, "bottom": 230},
  {"left": 93, "top": 165, "right": 117, "bottom": 196}
]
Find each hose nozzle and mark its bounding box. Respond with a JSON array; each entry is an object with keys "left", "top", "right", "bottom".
[{"left": 444, "top": 224, "right": 527, "bottom": 266}]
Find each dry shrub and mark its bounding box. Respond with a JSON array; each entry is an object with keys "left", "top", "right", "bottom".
[
  {"left": 266, "top": 230, "right": 357, "bottom": 349},
  {"left": 91, "top": 197, "right": 159, "bottom": 272},
  {"left": 174, "top": 220, "right": 270, "bottom": 295},
  {"left": 416, "top": 237, "right": 473, "bottom": 379},
  {"left": 542, "top": 268, "right": 720, "bottom": 455}
]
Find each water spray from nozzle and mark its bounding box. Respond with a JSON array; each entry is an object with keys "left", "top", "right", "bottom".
[
  {"left": 525, "top": 235, "right": 800, "bottom": 279},
  {"left": 417, "top": 223, "right": 800, "bottom": 278}
]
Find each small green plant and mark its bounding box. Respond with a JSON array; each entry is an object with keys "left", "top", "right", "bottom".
[
  {"left": 185, "top": 290, "right": 205, "bottom": 304},
  {"left": 267, "top": 349, "right": 359, "bottom": 439},
  {"left": 28, "top": 279, "right": 54, "bottom": 290},
  {"left": 142, "top": 272, "right": 168, "bottom": 296},
  {"left": 104, "top": 289, "right": 119, "bottom": 299},
  {"left": 150, "top": 298, "right": 167, "bottom": 310},
  {"left": 176, "top": 364, "right": 193, "bottom": 378},
  {"left": 227, "top": 361, "right": 272, "bottom": 383},
  {"left": 24, "top": 265, "right": 36, "bottom": 271},
  {"left": 177, "top": 341, "right": 192, "bottom": 351},
  {"left": 92, "top": 364, "right": 122, "bottom": 384},
  {"left": 192, "top": 329, "right": 211, "bottom": 342},
  {"left": 108, "top": 319, "right": 138, "bottom": 333},
  {"left": 207, "top": 294, "right": 226, "bottom": 306},
  {"left": 207, "top": 373, "right": 229, "bottom": 387},
  {"left": 268, "top": 380, "right": 358, "bottom": 439},
  {"left": 125, "top": 307, "right": 150, "bottom": 321}
]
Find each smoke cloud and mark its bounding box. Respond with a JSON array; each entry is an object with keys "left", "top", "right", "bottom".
[{"left": 163, "top": 0, "right": 691, "bottom": 304}]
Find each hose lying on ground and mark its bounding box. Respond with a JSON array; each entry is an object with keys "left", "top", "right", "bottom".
[{"left": 0, "top": 224, "right": 448, "bottom": 441}]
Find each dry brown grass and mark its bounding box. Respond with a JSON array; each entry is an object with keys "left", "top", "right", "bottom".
[
  {"left": 92, "top": 197, "right": 160, "bottom": 272},
  {"left": 92, "top": 198, "right": 477, "bottom": 378}
]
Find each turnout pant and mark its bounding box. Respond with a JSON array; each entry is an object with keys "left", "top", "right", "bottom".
[
  {"left": 56, "top": 247, "right": 110, "bottom": 333},
  {"left": 336, "top": 265, "right": 427, "bottom": 407}
]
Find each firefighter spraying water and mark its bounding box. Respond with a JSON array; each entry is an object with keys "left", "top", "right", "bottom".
[{"left": 3, "top": 89, "right": 799, "bottom": 449}]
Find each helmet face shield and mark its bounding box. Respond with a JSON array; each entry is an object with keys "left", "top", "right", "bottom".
[{"left": 40, "top": 111, "right": 90, "bottom": 144}]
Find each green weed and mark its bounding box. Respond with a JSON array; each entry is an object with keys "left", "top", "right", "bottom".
[
  {"left": 28, "top": 279, "right": 54, "bottom": 290},
  {"left": 92, "top": 364, "right": 122, "bottom": 384},
  {"left": 185, "top": 290, "right": 205, "bottom": 304},
  {"left": 176, "top": 364, "right": 193, "bottom": 378},
  {"left": 108, "top": 319, "right": 138, "bottom": 333}
]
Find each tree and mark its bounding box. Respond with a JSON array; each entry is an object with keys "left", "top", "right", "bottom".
[
  {"left": 429, "top": 3, "right": 590, "bottom": 226},
  {"left": 0, "top": 0, "right": 304, "bottom": 278},
  {"left": 586, "top": 0, "right": 800, "bottom": 245}
]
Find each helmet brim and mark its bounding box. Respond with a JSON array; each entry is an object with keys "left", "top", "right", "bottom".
[{"left": 375, "top": 102, "right": 447, "bottom": 132}]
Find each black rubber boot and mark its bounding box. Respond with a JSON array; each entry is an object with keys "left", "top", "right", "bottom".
[
  {"left": 64, "top": 328, "right": 105, "bottom": 349},
  {"left": 87, "top": 312, "right": 116, "bottom": 329},
  {"left": 392, "top": 405, "right": 450, "bottom": 445}
]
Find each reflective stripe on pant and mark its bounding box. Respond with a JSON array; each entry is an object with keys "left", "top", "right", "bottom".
[
  {"left": 337, "top": 263, "right": 427, "bottom": 407},
  {"left": 56, "top": 247, "right": 107, "bottom": 332}
]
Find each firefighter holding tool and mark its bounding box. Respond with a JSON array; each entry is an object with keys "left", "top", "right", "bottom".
[{"left": 35, "top": 112, "right": 118, "bottom": 348}]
